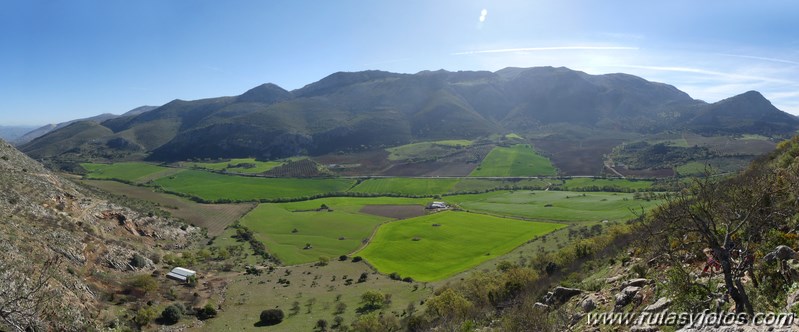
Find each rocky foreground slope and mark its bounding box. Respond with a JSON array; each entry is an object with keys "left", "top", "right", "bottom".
[{"left": 0, "top": 139, "right": 199, "bottom": 331}]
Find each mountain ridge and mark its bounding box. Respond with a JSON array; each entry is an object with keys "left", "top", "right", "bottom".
[{"left": 19, "top": 67, "right": 799, "bottom": 163}]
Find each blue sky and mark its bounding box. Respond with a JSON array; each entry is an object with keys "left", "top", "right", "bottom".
[{"left": 1, "top": 0, "right": 798, "bottom": 125}]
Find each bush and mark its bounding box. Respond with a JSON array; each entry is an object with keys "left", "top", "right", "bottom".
[
  {"left": 339, "top": 255, "right": 348, "bottom": 261},
  {"left": 196, "top": 304, "right": 218, "bottom": 320},
  {"left": 260, "top": 309, "right": 285, "bottom": 325},
  {"left": 358, "top": 272, "right": 368, "bottom": 283},
  {"left": 130, "top": 253, "right": 148, "bottom": 269},
  {"left": 161, "top": 304, "right": 182, "bottom": 325},
  {"left": 127, "top": 274, "right": 158, "bottom": 294},
  {"left": 134, "top": 306, "right": 158, "bottom": 326},
  {"left": 352, "top": 256, "right": 363, "bottom": 262}
]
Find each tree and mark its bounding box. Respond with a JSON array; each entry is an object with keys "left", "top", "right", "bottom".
[
  {"left": 648, "top": 168, "right": 796, "bottom": 315},
  {"left": 334, "top": 302, "right": 347, "bottom": 315},
  {"left": 315, "top": 318, "right": 328, "bottom": 331},
  {"left": 425, "top": 288, "right": 473, "bottom": 324},
  {"left": 160, "top": 304, "right": 182, "bottom": 325},
  {"left": 260, "top": 308, "right": 284, "bottom": 325},
  {"left": 359, "top": 291, "right": 385, "bottom": 312}
]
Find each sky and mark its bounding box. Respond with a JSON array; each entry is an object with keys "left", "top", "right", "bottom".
[{"left": 1, "top": 0, "right": 798, "bottom": 125}]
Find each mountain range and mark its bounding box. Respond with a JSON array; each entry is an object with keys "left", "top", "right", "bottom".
[
  {"left": 13, "top": 106, "right": 157, "bottom": 145},
  {"left": 19, "top": 67, "right": 799, "bottom": 163}
]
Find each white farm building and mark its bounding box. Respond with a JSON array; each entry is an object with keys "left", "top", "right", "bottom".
[{"left": 166, "top": 267, "right": 196, "bottom": 282}]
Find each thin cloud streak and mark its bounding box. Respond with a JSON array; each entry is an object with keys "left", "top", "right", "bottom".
[
  {"left": 612, "top": 64, "right": 796, "bottom": 85},
  {"left": 717, "top": 53, "right": 799, "bottom": 66},
  {"left": 452, "top": 46, "right": 639, "bottom": 56}
]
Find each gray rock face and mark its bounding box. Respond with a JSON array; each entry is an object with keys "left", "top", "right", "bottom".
[
  {"left": 544, "top": 286, "right": 583, "bottom": 305},
  {"left": 614, "top": 286, "right": 641, "bottom": 309},
  {"left": 643, "top": 297, "right": 671, "bottom": 312},
  {"left": 624, "top": 278, "right": 649, "bottom": 288}
]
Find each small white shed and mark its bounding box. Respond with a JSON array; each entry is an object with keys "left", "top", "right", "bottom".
[{"left": 166, "top": 267, "right": 196, "bottom": 282}]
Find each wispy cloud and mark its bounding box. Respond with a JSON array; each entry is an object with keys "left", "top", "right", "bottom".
[
  {"left": 451, "top": 46, "right": 638, "bottom": 56},
  {"left": 612, "top": 64, "right": 796, "bottom": 84},
  {"left": 716, "top": 53, "right": 799, "bottom": 66}
]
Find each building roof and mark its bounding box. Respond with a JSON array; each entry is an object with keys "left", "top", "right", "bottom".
[{"left": 167, "top": 267, "right": 196, "bottom": 281}]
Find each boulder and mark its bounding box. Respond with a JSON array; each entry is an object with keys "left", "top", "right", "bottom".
[
  {"left": 643, "top": 297, "right": 671, "bottom": 312},
  {"left": 776, "top": 245, "right": 798, "bottom": 260},
  {"left": 581, "top": 297, "right": 596, "bottom": 313},
  {"left": 623, "top": 278, "right": 649, "bottom": 288},
  {"left": 544, "top": 286, "right": 582, "bottom": 305},
  {"left": 614, "top": 286, "right": 641, "bottom": 309}
]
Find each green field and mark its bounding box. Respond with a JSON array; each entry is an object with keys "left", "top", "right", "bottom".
[
  {"left": 349, "top": 178, "right": 459, "bottom": 196},
  {"left": 449, "top": 190, "right": 660, "bottom": 222},
  {"left": 184, "top": 158, "right": 285, "bottom": 174},
  {"left": 153, "top": 170, "right": 356, "bottom": 201},
  {"left": 81, "top": 162, "right": 174, "bottom": 182},
  {"left": 240, "top": 197, "right": 428, "bottom": 265},
  {"left": 358, "top": 211, "right": 565, "bottom": 281},
  {"left": 562, "top": 178, "right": 654, "bottom": 191},
  {"left": 386, "top": 140, "right": 472, "bottom": 161},
  {"left": 448, "top": 178, "right": 550, "bottom": 193},
  {"left": 470, "top": 144, "right": 557, "bottom": 177}
]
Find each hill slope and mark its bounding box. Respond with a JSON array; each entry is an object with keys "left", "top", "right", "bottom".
[
  {"left": 0, "top": 139, "right": 198, "bottom": 330},
  {"left": 20, "top": 67, "right": 799, "bottom": 163}
]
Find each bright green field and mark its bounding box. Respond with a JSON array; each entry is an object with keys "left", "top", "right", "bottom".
[
  {"left": 81, "top": 162, "right": 172, "bottom": 182},
  {"left": 153, "top": 170, "right": 356, "bottom": 201},
  {"left": 240, "top": 197, "right": 428, "bottom": 265},
  {"left": 386, "top": 140, "right": 472, "bottom": 161},
  {"left": 449, "top": 190, "right": 661, "bottom": 222},
  {"left": 562, "top": 178, "right": 654, "bottom": 191},
  {"left": 358, "top": 211, "right": 565, "bottom": 281},
  {"left": 349, "top": 178, "right": 459, "bottom": 196},
  {"left": 470, "top": 144, "right": 557, "bottom": 177},
  {"left": 185, "top": 158, "right": 285, "bottom": 174}
]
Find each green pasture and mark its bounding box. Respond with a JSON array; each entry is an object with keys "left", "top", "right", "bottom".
[
  {"left": 81, "top": 162, "right": 174, "bottom": 182},
  {"left": 185, "top": 158, "right": 285, "bottom": 174},
  {"left": 448, "top": 190, "right": 660, "bottom": 222},
  {"left": 239, "top": 197, "right": 428, "bottom": 265},
  {"left": 448, "top": 178, "right": 550, "bottom": 193},
  {"left": 386, "top": 140, "right": 472, "bottom": 161},
  {"left": 153, "top": 170, "right": 356, "bottom": 201},
  {"left": 349, "top": 177, "right": 459, "bottom": 196},
  {"left": 469, "top": 144, "right": 557, "bottom": 177},
  {"left": 358, "top": 211, "right": 564, "bottom": 281},
  {"left": 561, "top": 178, "right": 654, "bottom": 191}
]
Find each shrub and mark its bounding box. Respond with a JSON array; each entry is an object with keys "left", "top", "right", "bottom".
[
  {"left": 352, "top": 256, "right": 363, "bottom": 262},
  {"left": 358, "top": 272, "right": 368, "bottom": 283},
  {"left": 127, "top": 274, "right": 158, "bottom": 294},
  {"left": 196, "top": 304, "right": 218, "bottom": 320},
  {"left": 130, "top": 253, "right": 148, "bottom": 269},
  {"left": 339, "top": 255, "right": 348, "bottom": 261},
  {"left": 161, "top": 304, "right": 182, "bottom": 325},
  {"left": 134, "top": 306, "right": 158, "bottom": 326},
  {"left": 260, "top": 308, "right": 285, "bottom": 325}
]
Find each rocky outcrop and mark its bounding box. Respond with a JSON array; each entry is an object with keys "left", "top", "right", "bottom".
[
  {"left": 614, "top": 286, "right": 642, "bottom": 310},
  {"left": 544, "top": 286, "right": 583, "bottom": 305}
]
